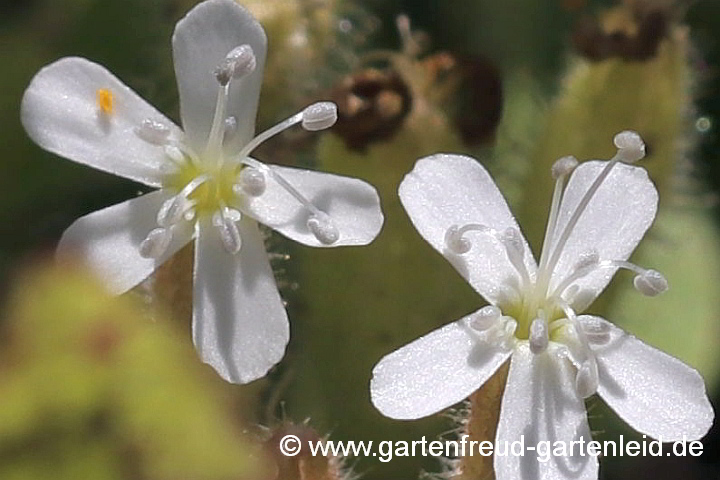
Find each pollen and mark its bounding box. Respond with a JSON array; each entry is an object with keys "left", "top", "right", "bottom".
[{"left": 96, "top": 88, "right": 114, "bottom": 114}]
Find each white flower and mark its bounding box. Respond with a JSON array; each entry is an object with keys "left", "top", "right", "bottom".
[
  {"left": 20, "top": 0, "right": 383, "bottom": 384},
  {"left": 370, "top": 132, "right": 713, "bottom": 479}
]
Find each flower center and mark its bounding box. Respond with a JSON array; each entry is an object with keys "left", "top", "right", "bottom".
[{"left": 132, "top": 45, "right": 341, "bottom": 258}]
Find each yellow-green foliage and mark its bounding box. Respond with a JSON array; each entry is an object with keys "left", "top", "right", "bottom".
[{"left": 0, "top": 263, "right": 262, "bottom": 480}]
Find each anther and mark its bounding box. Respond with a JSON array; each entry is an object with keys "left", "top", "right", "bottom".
[
  {"left": 613, "top": 130, "right": 646, "bottom": 163},
  {"left": 214, "top": 44, "right": 256, "bottom": 86},
  {"left": 579, "top": 316, "right": 611, "bottom": 346},
  {"left": 469, "top": 305, "right": 502, "bottom": 331},
  {"left": 136, "top": 118, "right": 170, "bottom": 145},
  {"left": 301, "top": 102, "right": 338, "bottom": 131},
  {"left": 501, "top": 228, "right": 524, "bottom": 258},
  {"left": 164, "top": 145, "right": 186, "bottom": 165},
  {"left": 139, "top": 228, "right": 172, "bottom": 259},
  {"left": 157, "top": 195, "right": 194, "bottom": 227},
  {"left": 235, "top": 167, "right": 266, "bottom": 197},
  {"left": 529, "top": 317, "right": 549, "bottom": 354},
  {"left": 575, "top": 360, "right": 599, "bottom": 398},
  {"left": 633, "top": 269, "right": 668, "bottom": 296},
  {"left": 213, "top": 208, "right": 242, "bottom": 254},
  {"left": 574, "top": 250, "right": 600, "bottom": 271},
  {"left": 307, "top": 212, "right": 339, "bottom": 245},
  {"left": 445, "top": 225, "right": 471, "bottom": 254},
  {"left": 551, "top": 155, "right": 579, "bottom": 180}
]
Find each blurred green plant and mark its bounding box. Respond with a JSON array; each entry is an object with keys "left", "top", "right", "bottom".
[{"left": 0, "top": 261, "right": 263, "bottom": 480}]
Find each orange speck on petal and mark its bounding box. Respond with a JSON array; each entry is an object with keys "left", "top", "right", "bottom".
[{"left": 96, "top": 88, "right": 114, "bottom": 114}]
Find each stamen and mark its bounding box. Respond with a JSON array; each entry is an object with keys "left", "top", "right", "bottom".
[
  {"left": 536, "top": 157, "right": 577, "bottom": 290},
  {"left": 157, "top": 175, "right": 209, "bottom": 227},
  {"left": 214, "top": 44, "right": 256, "bottom": 86},
  {"left": 444, "top": 224, "right": 496, "bottom": 254},
  {"left": 136, "top": 118, "right": 171, "bottom": 145},
  {"left": 213, "top": 207, "right": 242, "bottom": 254},
  {"left": 501, "top": 227, "right": 532, "bottom": 289},
  {"left": 633, "top": 269, "right": 668, "bottom": 296},
  {"left": 551, "top": 155, "right": 579, "bottom": 180},
  {"left": 307, "top": 212, "right": 340, "bottom": 245},
  {"left": 240, "top": 158, "right": 339, "bottom": 241},
  {"left": 301, "top": 102, "right": 338, "bottom": 131},
  {"left": 235, "top": 102, "right": 339, "bottom": 161},
  {"left": 164, "top": 145, "right": 187, "bottom": 165},
  {"left": 139, "top": 227, "right": 173, "bottom": 259},
  {"left": 613, "top": 130, "right": 646, "bottom": 163},
  {"left": 234, "top": 166, "right": 266, "bottom": 197},
  {"left": 529, "top": 316, "right": 549, "bottom": 354},
  {"left": 468, "top": 305, "right": 502, "bottom": 331},
  {"left": 551, "top": 256, "right": 667, "bottom": 298},
  {"left": 541, "top": 132, "right": 647, "bottom": 293},
  {"left": 579, "top": 316, "right": 612, "bottom": 346}
]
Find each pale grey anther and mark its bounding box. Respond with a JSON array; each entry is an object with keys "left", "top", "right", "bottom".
[
  {"left": 157, "top": 195, "right": 192, "bottom": 227},
  {"left": 213, "top": 209, "right": 242, "bottom": 254},
  {"left": 307, "top": 212, "right": 339, "bottom": 245},
  {"left": 214, "top": 44, "right": 256, "bottom": 86},
  {"left": 551, "top": 155, "right": 579, "bottom": 179},
  {"left": 501, "top": 227, "right": 524, "bottom": 257},
  {"left": 574, "top": 250, "right": 600, "bottom": 271},
  {"left": 139, "top": 227, "right": 173, "bottom": 259},
  {"left": 235, "top": 167, "right": 266, "bottom": 197},
  {"left": 529, "top": 317, "right": 549, "bottom": 354},
  {"left": 469, "top": 305, "right": 502, "bottom": 331},
  {"left": 301, "top": 102, "right": 338, "bottom": 131},
  {"left": 136, "top": 118, "right": 171, "bottom": 145},
  {"left": 164, "top": 145, "right": 186, "bottom": 165},
  {"left": 445, "top": 225, "right": 471, "bottom": 254},
  {"left": 633, "top": 269, "right": 668, "bottom": 296},
  {"left": 613, "top": 130, "right": 646, "bottom": 163}
]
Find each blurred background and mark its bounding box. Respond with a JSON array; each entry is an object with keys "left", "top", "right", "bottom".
[{"left": 0, "top": 0, "right": 718, "bottom": 479}]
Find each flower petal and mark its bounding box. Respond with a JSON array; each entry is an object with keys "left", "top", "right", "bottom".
[
  {"left": 57, "top": 190, "right": 193, "bottom": 294},
  {"left": 585, "top": 316, "right": 714, "bottom": 441},
  {"left": 21, "top": 57, "right": 180, "bottom": 187},
  {"left": 192, "top": 217, "right": 289, "bottom": 384},
  {"left": 172, "top": 0, "right": 267, "bottom": 152},
  {"left": 370, "top": 310, "right": 512, "bottom": 420},
  {"left": 547, "top": 161, "right": 658, "bottom": 303},
  {"left": 239, "top": 164, "right": 384, "bottom": 247},
  {"left": 495, "top": 344, "right": 598, "bottom": 480},
  {"left": 398, "top": 154, "right": 537, "bottom": 305}
]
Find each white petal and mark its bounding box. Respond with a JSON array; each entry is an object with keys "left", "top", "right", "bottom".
[
  {"left": 585, "top": 316, "right": 714, "bottom": 441},
  {"left": 398, "top": 154, "right": 537, "bottom": 305},
  {"left": 240, "top": 164, "right": 384, "bottom": 247},
  {"left": 57, "top": 190, "right": 193, "bottom": 294},
  {"left": 370, "top": 310, "right": 512, "bottom": 420},
  {"left": 172, "top": 0, "right": 267, "bottom": 152},
  {"left": 495, "top": 344, "right": 598, "bottom": 480},
  {"left": 548, "top": 161, "right": 658, "bottom": 303},
  {"left": 192, "top": 217, "right": 289, "bottom": 384},
  {"left": 21, "top": 57, "right": 180, "bottom": 187}
]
